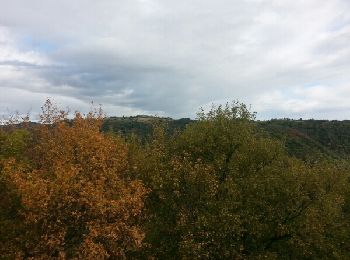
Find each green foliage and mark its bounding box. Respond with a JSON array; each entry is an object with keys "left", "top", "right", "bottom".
[
  {"left": 130, "top": 103, "right": 350, "bottom": 259},
  {"left": 1, "top": 101, "right": 350, "bottom": 259},
  {"left": 0, "top": 128, "right": 31, "bottom": 258},
  {"left": 0, "top": 128, "right": 31, "bottom": 160},
  {"left": 259, "top": 119, "right": 350, "bottom": 160},
  {"left": 102, "top": 113, "right": 350, "bottom": 161}
]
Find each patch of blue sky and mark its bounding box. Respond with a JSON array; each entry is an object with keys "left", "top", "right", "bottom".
[
  {"left": 302, "top": 83, "right": 321, "bottom": 89},
  {"left": 19, "top": 35, "right": 59, "bottom": 53}
]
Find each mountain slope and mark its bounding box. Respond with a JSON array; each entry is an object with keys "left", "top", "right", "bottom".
[{"left": 102, "top": 116, "right": 350, "bottom": 160}]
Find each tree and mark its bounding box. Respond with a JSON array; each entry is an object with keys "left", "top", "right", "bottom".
[
  {"left": 2, "top": 100, "right": 147, "bottom": 258},
  {"left": 0, "top": 124, "right": 31, "bottom": 258},
  {"left": 132, "top": 102, "right": 349, "bottom": 259}
]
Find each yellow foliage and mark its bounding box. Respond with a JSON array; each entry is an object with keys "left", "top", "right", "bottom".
[{"left": 3, "top": 100, "right": 147, "bottom": 259}]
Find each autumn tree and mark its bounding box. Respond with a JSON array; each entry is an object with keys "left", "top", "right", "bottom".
[{"left": 2, "top": 100, "right": 147, "bottom": 259}]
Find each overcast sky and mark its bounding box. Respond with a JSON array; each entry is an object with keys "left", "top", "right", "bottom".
[{"left": 1, "top": 0, "right": 350, "bottom": 119}]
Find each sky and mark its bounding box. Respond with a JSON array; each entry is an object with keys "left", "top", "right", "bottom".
[{"left": 0, "top": 0, "right": 350, "bottom": 120}]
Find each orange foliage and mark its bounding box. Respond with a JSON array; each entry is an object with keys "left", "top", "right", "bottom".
[{"left": 4, "top": 100, "right": 147, "bottom": 259}]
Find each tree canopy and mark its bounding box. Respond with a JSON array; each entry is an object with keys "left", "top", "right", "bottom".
[{"left": 1, "top": 100, "right": 350, "bottom": 259}]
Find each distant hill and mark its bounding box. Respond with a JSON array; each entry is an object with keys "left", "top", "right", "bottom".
[
  {"left": 3, "top": 116, "right": 348, "bottom": 160},
  {"left": 102, "top": 116, "right": 350, "bottom": 160},
  {"left": 258, "top": 119, "right": 350, "bottom": 161},
  {"left": 102, "top": 115, "right": 192, "bottom": 138}
]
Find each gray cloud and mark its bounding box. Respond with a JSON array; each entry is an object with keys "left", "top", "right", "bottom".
[{"left": 1, "top": 0, "right": 350, "bottom": 119}]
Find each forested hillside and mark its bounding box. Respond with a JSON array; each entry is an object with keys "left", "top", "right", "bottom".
[
  {"left": 1, "top": 101, "right": 350, "bottom": 259},
  {"left": 259, "top": 119, "right": 350, "bottom": 160},
  {"left": 103, "top": 116, "right": 350, "bottom": 160}
]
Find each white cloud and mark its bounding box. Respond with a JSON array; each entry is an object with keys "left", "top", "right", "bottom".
[
  {"left": 0, "top": 0, "right": 349, "bottom": 118},
  {"left": 254, "top": 84, "right": 350, "bottom": 119}
]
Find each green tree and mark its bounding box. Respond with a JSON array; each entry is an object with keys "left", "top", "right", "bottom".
[
  {"left": 132, "top": 102, "right": 349, "bottom": 259},
  {"left": 0, "top": 127, "right": 31, "bottom": 258}
]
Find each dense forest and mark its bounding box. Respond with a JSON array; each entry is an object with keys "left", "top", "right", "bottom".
[
  {"left": 1, "top": 100, "right": 350, "bottom": 259},
  {"left": 103, "top": 114, "right": 350, "bottom": 161}
]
